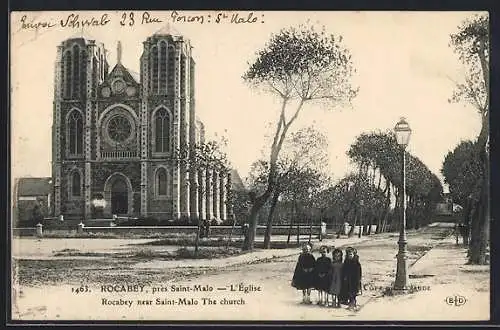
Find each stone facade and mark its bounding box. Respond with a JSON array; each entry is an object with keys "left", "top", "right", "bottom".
[{"left": 51, "top": 30, "right": 229, "bottom": 222}]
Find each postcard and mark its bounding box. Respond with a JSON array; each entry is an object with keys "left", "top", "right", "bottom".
[{"left": 10, "top": 10, "right": 490, "bottom": 321}]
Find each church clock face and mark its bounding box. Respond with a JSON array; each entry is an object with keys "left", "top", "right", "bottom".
[
  {"left": 112, "top": 79, "right": 126, "bottom": 94},
  {"left": 107, "top": 115, "right": 132, "bottom": 143}
]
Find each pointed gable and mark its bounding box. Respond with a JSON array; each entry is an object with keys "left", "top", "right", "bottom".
[
  {"left": 107, "top": 63, "right": 139, "bottom": 85},
  {"left": 98, "top": 62, "right": 140, "bottom": 98}
]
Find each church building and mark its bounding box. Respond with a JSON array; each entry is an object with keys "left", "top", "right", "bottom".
[{"left": 51, "top": 28, "right": 232, "bottom": 222}]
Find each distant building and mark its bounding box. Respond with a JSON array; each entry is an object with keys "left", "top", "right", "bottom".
[
  {"left": 435, "top": 193, "right": 455, "bottom": 215},
  {"left": 51, "top": 27, "right": 233, "bottom": 222},
  {"left": 229, "top": 169, "right": 246, "bottom": 192},
  {"left": 14, "top": 177, "right": 52, "bottom": 226}
]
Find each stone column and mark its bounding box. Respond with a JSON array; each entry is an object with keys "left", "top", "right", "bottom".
[
  {"left": 205, "top": 167, "right": 213, "bottom": 220},
  {"left": 198, "top": 169, "right": 206, "bottom": 221},
  {"left": 226, "top": 171, "right": 234, "bottom": 218},
  {"left": 212, "top": 170, "right": 220, "bottom": 220},
  {"left": 220, "top": 171, "right": 227, "bottom": 221}
]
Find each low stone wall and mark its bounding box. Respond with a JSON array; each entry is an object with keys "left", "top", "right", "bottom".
[
  {"left": 13, "top": 224, "right": 381, "bottom": 238},
  {"left": 81, "top": 225, "right": 323, "bottom": 236},
  {"left": 12, "top": 224, "right": 325, "bottom": 237},
  {"left": 12, "top": 227, "right": 38, "bottom": 237}
]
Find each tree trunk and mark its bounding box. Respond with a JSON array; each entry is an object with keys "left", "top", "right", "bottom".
[
  {"left": 244, "top": 196, "right": 267, "bottom": 251},
  {"left": 468, "top": 112, "right": 489, "bottom": 264},
  {"left": 468, "top": 175, "right": 489, "bottom": 264},
  {"left": 388, "top": 187, "right": 399, "bottom": 232},
  {"left": 264, "top": 189, "right": 280, "bottom": 249},
  {"left": 378, "top": 182, "right": 391, "bottom": 233}
]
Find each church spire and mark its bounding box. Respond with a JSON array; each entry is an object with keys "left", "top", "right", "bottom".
[{"left": 117, "top": 41, "right": 122, "bottom": 64}]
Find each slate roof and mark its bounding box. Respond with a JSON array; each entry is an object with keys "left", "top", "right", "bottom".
[{"left": 17, "top": 177, "right": 52, "bottom": 196}]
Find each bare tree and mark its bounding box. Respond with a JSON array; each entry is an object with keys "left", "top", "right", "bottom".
[{"left": 242, "top": 24, "right": 358, "bottom": 250}]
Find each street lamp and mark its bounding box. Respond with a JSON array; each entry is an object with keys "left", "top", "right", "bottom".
[{"left": 394, "top": 117, "right": 411, "bottom": 291}]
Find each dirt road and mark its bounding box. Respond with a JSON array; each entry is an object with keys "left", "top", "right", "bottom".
[{"left": 11, "top": 225, "right": 489, "bottom": 321}]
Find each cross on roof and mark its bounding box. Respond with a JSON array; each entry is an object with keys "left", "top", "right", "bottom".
[{"left": 117, "top": 41, "right": 122, "bottom": 64}]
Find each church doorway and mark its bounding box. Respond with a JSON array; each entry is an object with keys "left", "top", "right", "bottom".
[{"left": 111, "top": 177, "right": 128, "bottom": 215}]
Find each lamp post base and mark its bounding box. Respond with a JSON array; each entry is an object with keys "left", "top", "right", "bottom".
[{"left": 394, "top": 241, "right": 409, "bottom": 290}]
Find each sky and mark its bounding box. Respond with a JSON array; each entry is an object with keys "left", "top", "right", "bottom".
[{"left": 10, "top": 11, "right": 485, "bottom": 191}]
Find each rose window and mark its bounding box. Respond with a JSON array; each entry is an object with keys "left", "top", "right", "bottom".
[{"left": 107, "top": 115, "right": 132, "bottom": 142}]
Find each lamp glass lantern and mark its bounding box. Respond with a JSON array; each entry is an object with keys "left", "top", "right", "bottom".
[{"left": 394, "top": 117, "right": 412, "bottom": 147}]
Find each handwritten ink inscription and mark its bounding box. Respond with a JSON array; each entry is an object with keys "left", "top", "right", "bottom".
[
  {"left": 170, "top": 11, "right": 265, "bottom": 24},
  {"left": 60, "top": 14, "right": 111, "bottom": 28},
  {"left": 18, "top": 11, "right": 265, "bottom": 32},
  {"left": 119, "top": 12, "right": 163, "bottom": 26}
]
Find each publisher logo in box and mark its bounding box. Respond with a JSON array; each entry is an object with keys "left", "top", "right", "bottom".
[{"left": 445, "top": 295, "right": 467, "bottom": 306}]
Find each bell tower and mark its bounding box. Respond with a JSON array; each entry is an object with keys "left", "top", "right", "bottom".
[
  {"left": 139, "top": 25, "right": 195, "bottom": 220},
  {"left": 52, "top": 37, "right": 108, "bottom": 219}
]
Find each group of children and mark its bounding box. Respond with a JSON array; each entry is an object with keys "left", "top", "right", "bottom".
[{"left": 291, "top": 243, "right": 362, "bottom": 310}]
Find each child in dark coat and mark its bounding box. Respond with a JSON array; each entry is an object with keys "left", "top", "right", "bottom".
[
  {"left": 314, "top": 245, "right": 332, "bottom": 305},
  {"left": 291, "top": 243, "right": 316, "bottom": 304},
  {"left": 328, "top": 248, "right": 343, "bottom": 308},
  {"left": 339, "top": 246, "right": 362, "bottom": 310}
]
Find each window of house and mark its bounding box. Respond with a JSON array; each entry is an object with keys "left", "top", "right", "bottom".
[{"left": 154, "top": 108, "right": 170, "bottom": 153}]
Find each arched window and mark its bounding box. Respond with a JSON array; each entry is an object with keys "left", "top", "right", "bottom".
[
  {"left": 180, "top": 54, "right": 186, "bottom": 97},
  {"left": 71, "top": 171, "right": 81, "bottom": 197},
  {"left": 154, "top": 108, "right": 170, "bottom": 153},
  {"left": 156, "top": 167, "right": 168, "bottom": 197},
  {"left": 68, "top": 110, "right": 83, "bottom": 155},
  {"left": 100, "top": 54, "right": 104, "bottom": 81},
  {"left": 71, "top": 44, "right": 80, "bottom": 99},
  {"left": 150, "top": 46, "right": 158, "bottom": 94},
  {"left": 167, "top": 45, "right": 175, "bottom": 93},
  {"left": 159, "top": 41, "right": 167, "bottom": 93},
  {"left": 92, "top": 57, "right": 98, "bottom": 97},
  {"left": 63, "top": 51, "right": 71, "bottom": 99}
]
